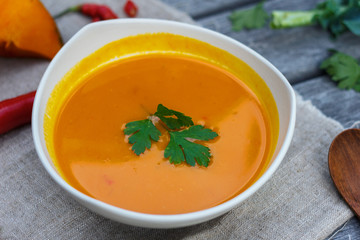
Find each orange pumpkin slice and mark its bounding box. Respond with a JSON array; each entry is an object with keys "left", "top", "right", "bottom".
[{"left": 0, "top": 0, "right": 62, "bottom": 59}]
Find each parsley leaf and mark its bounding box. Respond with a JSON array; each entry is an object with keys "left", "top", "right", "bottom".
[
  {"left": 314, "top": 0, "right": 360, "bottom": 38},
  {"left": 271, "top": 0, "right": 360, "bottom": 38},
  {"left": 320, "top": 50, "right": 360, "bottom": 91},
  {"left": 342, "top": 2, "right": 360, "bottom": 36},
  {"left": 123, "top": 119, "right": 161, "bottom": 155},
  {"left": 164, "top": 125, "right": 218, "bottom": 167},
  {"left": 154, "top": 104, "right": 194, "bottom": 130},
  {"left": 229, "top": 1, "right": 269, "bottom": 31},
  {"left": 124, "top": 105, "right": 218, "bottom": 167}
]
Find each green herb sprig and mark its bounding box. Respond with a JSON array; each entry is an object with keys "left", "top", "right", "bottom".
[
  {"left": 321, "top": 50, "right": 360, "bottom": 91},
  {"left": 123, "top": 104, "right": 218, "bottom": 167},
  {"left": 229, "top": 0, "right": 360, "bottom": 38},
  {"left": 229, "top": 1, "right": 269, "bottom": 31},
  {"left": 271, "top": 0, "right": 360, "bottom": 38}
]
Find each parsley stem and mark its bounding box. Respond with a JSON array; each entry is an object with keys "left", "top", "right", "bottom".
[
  {"left": 154, "top": 115, "right": 171, "bottom": 132},
  {"left": 124, "top": 104, "right": 218, "bottom": 166},
  {"left": 139, "top": 104, "right": 151, "bottom": 115},
  {"left": 271, "top": 10, "right": 318, "bottom": 29}
]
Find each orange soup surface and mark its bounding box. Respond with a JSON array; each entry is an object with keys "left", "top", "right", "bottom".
[{"left": 52, "top": 54, "right": 274, "bottom": 214}]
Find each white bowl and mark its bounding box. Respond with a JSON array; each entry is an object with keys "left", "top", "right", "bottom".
[{"left": 32, "top": 19, "right": 296, "bottom": 228}]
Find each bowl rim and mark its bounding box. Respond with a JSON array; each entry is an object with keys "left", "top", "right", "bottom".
[{"left": 32, "top": 18, "right": 296, "bottom": 228}]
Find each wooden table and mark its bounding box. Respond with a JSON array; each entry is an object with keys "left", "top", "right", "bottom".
[{"left": 161, "top": 0, "right": 360, "bottom": 239}]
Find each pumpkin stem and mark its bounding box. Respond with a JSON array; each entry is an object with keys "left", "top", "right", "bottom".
[{"left": 53, "top": 5, "right": 81, "bottom": 19}]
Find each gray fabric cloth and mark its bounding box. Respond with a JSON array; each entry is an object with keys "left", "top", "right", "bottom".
[{"left": 0, "top": 0, "right": 353, "bottom": 239}]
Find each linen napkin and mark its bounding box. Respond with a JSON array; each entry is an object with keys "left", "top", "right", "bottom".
[{"left": 0, "top": 0, "right": 353, "bottom": 239}]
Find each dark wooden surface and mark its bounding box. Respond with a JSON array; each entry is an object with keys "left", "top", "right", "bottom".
[
  {"left": 329, "top": 129, "right": 360, "bottom": 219},
  {"left": 161, "top": 0, "right": 360, "bottom": 239}
]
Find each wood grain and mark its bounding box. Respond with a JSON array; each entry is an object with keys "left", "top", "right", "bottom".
[
  {"left": 160, "top": 0, "right": 360, "bottom": 238},
  {"left": 329, "top": 129, "right": 360, "bottom": 218},
  {"left": 195, "top": 0, "right": 360, "bottom": 84},
  {"left": 294, "top": 77, "right": 360, "bottom": 128},
  {"left": 161, "top": 0, "right": 257, "bottom": 19}
]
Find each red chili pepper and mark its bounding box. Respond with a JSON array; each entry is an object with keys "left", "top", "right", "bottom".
[
  {"left": 91, "top": 16, "right": 101, "bottom": 22},
  {"left": 54, "top": 4, "right": 118, "bottom": 21},
  {"left": 79, "top": 4, "right": 98, "bottom": 18},
  {"left": 0, "top": 91, "right": 36, "bottom": 135},
  {"left": 96, "top": 5, "right": 117, "bottom": 20},
  {"left": 124, "top": 0, "right": 138, "bottom": 17}
]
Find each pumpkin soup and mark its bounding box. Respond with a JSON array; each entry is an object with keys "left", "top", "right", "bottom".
[{"left": 45, "top": 33, "right": 279, "bottom": 214}]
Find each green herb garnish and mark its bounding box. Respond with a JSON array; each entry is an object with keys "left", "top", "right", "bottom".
[
  {"left": 229, "top": 0, "right": 360, "bottom": 38},
  {"left": 165, "top": 125, "right": 218, "bottom": 167},
  {"left": 321, "top": 50, "right": 360, "bottom": 91},
  {"left": 123, "top": 104, "right": 218, "bottom": 167},
  {"left": 123, "top": 119, "right": 161, "bottom": 156},
  {"left": 229, "top": 1, "right": 269, "bottom": 31},
  {"left": 270, "top": 0, "right": 360, "bottom": 38},
  {"left": 154, "top": 104, "right": 193, "bottom": 130}
]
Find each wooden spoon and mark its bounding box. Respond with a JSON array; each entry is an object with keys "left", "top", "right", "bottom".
[{"left": 328, "top": 128, "right": 360, "bottom": 218}]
